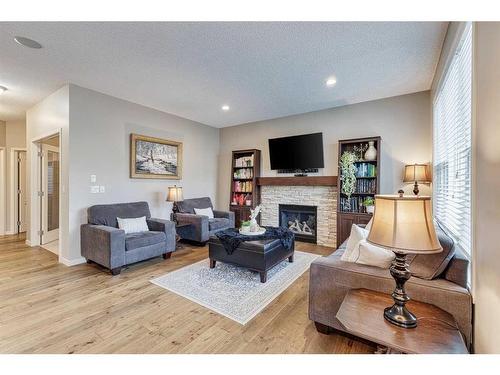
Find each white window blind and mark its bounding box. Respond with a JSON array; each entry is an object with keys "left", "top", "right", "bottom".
[{"left": 433, "top": 23, "right": 472, "bottom": 256}]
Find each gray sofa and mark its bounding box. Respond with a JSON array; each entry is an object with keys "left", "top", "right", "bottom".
[
  {"left": 81, "top": 201, "right": 176, "bottom": 275},
  {"left": 174, "top": 197, "right": 235, "bottom": 243},
  {"left": 309, "top": 228, "right": 473, "bottom": 350}
]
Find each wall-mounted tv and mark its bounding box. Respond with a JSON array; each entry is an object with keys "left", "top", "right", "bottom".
[{"left": 268, "top": 132, "right": 324, "bottom": 172}]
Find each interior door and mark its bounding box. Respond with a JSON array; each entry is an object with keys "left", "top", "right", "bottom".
[
  {"left": 16, "top": 151, "right": 28, "bottom": 233},
  {"left": 41, "top": 144, "right": 60, "bottom": 244}
]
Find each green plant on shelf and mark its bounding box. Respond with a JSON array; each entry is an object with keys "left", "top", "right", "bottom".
[
  {"left": 362, "top": 197, "right": 374, "bottom": 207},
  {"left": 340, "top": 151, "right": 358, "bottom": 208}
]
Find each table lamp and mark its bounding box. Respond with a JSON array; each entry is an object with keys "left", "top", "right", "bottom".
[
  {"left": 367, "top": 194, "right": 442, "bottom": 328},
  {"left": 403, "top": 164, "right": 431, "bottom": 195},
  {"left": 166, "top": 185, "right": 183, "bottom": 221}
]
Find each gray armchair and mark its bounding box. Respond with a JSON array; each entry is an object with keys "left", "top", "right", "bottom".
[
  {"left": 174, "top": 197, "right": 235, "bottom": 243},
  {"left": 81, "top": 201, "right": 176, "bottom": 275}
]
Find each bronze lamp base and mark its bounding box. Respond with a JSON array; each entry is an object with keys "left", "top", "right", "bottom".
[{"left": 385, "top": 252, "right": 418, "bottom": 329}]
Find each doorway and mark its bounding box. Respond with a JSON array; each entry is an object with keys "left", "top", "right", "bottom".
[
  {"left": 36, "top": 135, "right": 60, "bottom": 254},
  {"left": 14, "top": 150, "right": 28, "bottom": 234}
]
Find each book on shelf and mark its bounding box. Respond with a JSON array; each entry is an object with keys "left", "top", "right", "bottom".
[
  {"left": 339, "top": 196, "right": 372, "bottom": 213},
  {"left": 234, "top": 154, "right": 254, "bottom": 168},
  {"left": 355, "top": 178, "right": 377, "bottom": 194},
  {"left": 233, "top": 168, "right": 253, "bottom": 179},
  {"left": 233, "top": 180, "right": 253, "bottom": 193},
  {"left": 355, "top": 162, "right": 376, "bottom": 177}
]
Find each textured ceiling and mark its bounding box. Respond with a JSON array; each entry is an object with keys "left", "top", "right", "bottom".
[{"left": 0, "top": 22, "right": 447, "bottom": 127}]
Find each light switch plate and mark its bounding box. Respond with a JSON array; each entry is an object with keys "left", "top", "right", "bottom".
[
  {"left": 90, "top": 185, "right": 100, "bottom": 194},
  {"left": 90, "top": 175, "right": 97, "bottom": 183},
  {"left": 99, "top": 186, "right": 105, "bottom": 193}
]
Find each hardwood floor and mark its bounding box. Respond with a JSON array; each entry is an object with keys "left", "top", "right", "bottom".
[{"left": 0, "top": 234, "right": 375, "bottom": 354}]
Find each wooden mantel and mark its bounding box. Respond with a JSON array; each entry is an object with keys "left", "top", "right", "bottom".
[{"left": 256, "top": 176, "right": 337, "bottom": 187}]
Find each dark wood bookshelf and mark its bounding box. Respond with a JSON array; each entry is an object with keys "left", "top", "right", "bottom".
[
  {"left": 337, "top": 136, "right": 381, "bottom": 247},
  {"left": 229, "top": 149, "right": 261, "bottom": 227}
]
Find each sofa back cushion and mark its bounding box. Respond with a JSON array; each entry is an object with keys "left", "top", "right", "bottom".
[
  {"left": 177, "top": 197, "right": 213, "bottom": 214},
  {"left": 444, "top": 246, "right": 470, "bottom": 289},
  {"left": 407, "top": 223, "right": 456, "bottom": 280},
  {"left": 88, "top": 201, "right": 151, "bottom": 227}
]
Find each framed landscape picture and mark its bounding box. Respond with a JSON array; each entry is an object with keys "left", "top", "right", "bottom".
[{"left": 130, "top": 133, "right": 183, "bottom": 179}]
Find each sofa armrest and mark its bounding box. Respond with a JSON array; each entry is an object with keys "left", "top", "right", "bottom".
[
  {"left": 80, "top": 224, "right": 126, "bottom": 269},
  {"left": 175, "top": 213, "right": 210, "bottom": 242},
  {"left": 444, "top": 249, "right": 470, "bottom": 289},
  {"left": 309, "top": 252, "right": 473, "bottom": 349},
  {"left": 213, "top": 210, "right": 235, "bottom": 228},
  {"left": 147, "top": 218, "right": 176, "bottom": 252}
]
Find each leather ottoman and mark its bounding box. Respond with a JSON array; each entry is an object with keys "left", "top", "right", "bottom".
[{"left": 208, "top": 236, "right": 295, "bottom": 283}]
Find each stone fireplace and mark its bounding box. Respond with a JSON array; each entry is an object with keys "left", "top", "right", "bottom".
[
  {"left": 257, "top": 177, "right": 337, "bottom": 247},
  {"left": 279, "top": 204, "right": 318, "bottom": 243}
]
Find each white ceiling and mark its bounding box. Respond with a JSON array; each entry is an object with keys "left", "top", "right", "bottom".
[{"left": 0, "top": 22, "right": 447, "bottom": 127}]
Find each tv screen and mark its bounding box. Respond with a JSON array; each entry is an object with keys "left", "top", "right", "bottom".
[{"left": 268, "top": 132, "right": 324, "bottom": 170}]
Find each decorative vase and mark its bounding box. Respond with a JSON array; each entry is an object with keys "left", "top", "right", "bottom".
[{"left": 364, "top": 141, "right": 377, "bottom": 161}]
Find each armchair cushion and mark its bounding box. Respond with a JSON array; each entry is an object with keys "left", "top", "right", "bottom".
[
  {"left": 209, "top": 218, "right": 231, "bottom": 231},
  {"left": 125, "top": 231, "right": 166, "bottom": 251},
  {"left": 146, "top": 218, "right": 176, "bottom": 252},
  {"left": 213, "top": 210, "right": 235, "bottom": 228},
  {"left": 88, "top": 201, "right": 151, "bottom": 227},
  {"left": 176, "top": 197, "right": 213, "bottom": 214}
]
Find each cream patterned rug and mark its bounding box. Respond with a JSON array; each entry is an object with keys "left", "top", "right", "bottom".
[{"left": 151, "top": 251, "right": 320, "bottom": 325}]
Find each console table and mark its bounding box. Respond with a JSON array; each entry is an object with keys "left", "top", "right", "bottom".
[{"left": 336, "top": 289, "right": 468, "bottom": 354}]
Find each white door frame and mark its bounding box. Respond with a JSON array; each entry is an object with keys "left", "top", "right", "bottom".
[
  {"left": 41, "top": 143, "right": 60, "bottom": 244},
  {"left": 8, "top": 147, "right": 27, "bottom": 234},
  {"left": 0, "top": 147, "right": 5, "bottom": 235},
  {"left": 29, "top": 130, "right": 62, "bottom": 259}
]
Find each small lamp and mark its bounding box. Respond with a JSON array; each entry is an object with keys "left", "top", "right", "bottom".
[
  {"left": 367, "top": 195, "right": 442, "bottom": 328},
  {"left": 166, "top": 185, "right": 183, "bottom": 221},
  {"left": 403, "top": 164, "right": 431, "bottom": 195}
]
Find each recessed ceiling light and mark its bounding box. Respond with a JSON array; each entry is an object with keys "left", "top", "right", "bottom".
[
  {"left": 221, "top": 105, "right": 230, "bottom": 111},
  {"left": 0, "top": 86, "right": 7, "bottom": 95},
  {"left": 14, "top": 36, "right": 42, "bottom": 49},
  {"left": 326, "top": 77, "right": 337, "bottom": 87}
]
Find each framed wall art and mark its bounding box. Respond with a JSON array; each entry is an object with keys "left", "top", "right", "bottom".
[{"left": 130, "top": 133, "right": 183, "bottom": 179}]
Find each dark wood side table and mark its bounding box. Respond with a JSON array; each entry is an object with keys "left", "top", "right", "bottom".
[{"left": 336, "top": 289, "right": 468, "bottom": 354}]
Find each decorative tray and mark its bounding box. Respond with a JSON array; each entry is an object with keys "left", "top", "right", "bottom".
[{"left": 239, "top": 228, "right": 266, "bottom": 236}]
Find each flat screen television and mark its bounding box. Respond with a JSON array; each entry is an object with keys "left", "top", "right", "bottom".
[{"left": 268, "top": 132, "right": 324, "bottom": 172}]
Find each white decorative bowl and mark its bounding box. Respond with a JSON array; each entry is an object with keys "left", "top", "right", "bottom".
[{"left": 239, "top": 228, "right": 266, "bottom": 236}]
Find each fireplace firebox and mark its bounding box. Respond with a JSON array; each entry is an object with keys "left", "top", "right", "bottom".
[{"left": 279, "top": 204, "right": 317, "bottom": 243}]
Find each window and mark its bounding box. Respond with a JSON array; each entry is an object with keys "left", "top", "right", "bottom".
[{"left": 433, "top": 23, "right": 472, "bottom": 257}]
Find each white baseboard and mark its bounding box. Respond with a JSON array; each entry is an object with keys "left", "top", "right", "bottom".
[
  {"left": 6, "top": 230, "right": 15, "bottom": 235},
  {"left": 25, "top": 239, "right": 32, "bottom": 246},
  {"left": 59, "top": 256, "right": 87, "bottom": 267}
]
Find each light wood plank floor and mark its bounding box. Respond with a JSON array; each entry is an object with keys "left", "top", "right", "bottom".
[{"left": 0, "top": 234, "right": 375, "bottom": 354}]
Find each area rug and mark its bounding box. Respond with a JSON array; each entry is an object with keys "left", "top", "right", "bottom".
[{"left": 150, "top": 251, "right": 320, "bottom": 325}]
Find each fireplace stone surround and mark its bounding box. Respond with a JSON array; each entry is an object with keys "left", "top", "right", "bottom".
[{"left": 260, "top": 185, "right": 337, "bottom": 247}]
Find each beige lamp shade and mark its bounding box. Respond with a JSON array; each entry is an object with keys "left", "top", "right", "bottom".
[
  {"left": 367, "top": 195, "right": 442, "bottom": 254},
  {"left": 403, "top": 164, "right": 431, "bottom": 183},
  {"left": 166, "top": 185, "right": 183, "bottom": 202}
]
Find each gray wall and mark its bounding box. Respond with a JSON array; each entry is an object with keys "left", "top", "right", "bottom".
[
  {"left": 472, "top": 22, "right": 500, "bottom": 354},
  {"left": 218, "top": 91, "right": 432, "bottom": 208},
  {"left": 68, "top": 85, "right": 220, "bottom": 261},
  {"left": 26, "top": 85, "right": 70, "bottom": 260},
  {"left": 5, "top": 120, "right": 27, "bottom": 234},
  {"left": 0, "top": 120, "right": 5, "bottom": 146}
]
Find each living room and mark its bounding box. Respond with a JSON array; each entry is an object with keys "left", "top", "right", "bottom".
[{"left": 1, "top": 1, "right": 499, "bottom": 372}]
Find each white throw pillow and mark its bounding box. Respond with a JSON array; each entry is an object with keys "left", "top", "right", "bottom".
[
  {"left": 365, "top": 218, "right": 373, "bottom": 232},
  {"left": 355, "top": 240, "right": 395, "bottom": 269},
  {"left": 117, "top": 216, "right": 149, "bottom": 234},
  {"left": 194, "top": 207, "right": 214, "bottom": 219},
  {"left": 341, "top": 224, "right": 368, "bottom": 262}
]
